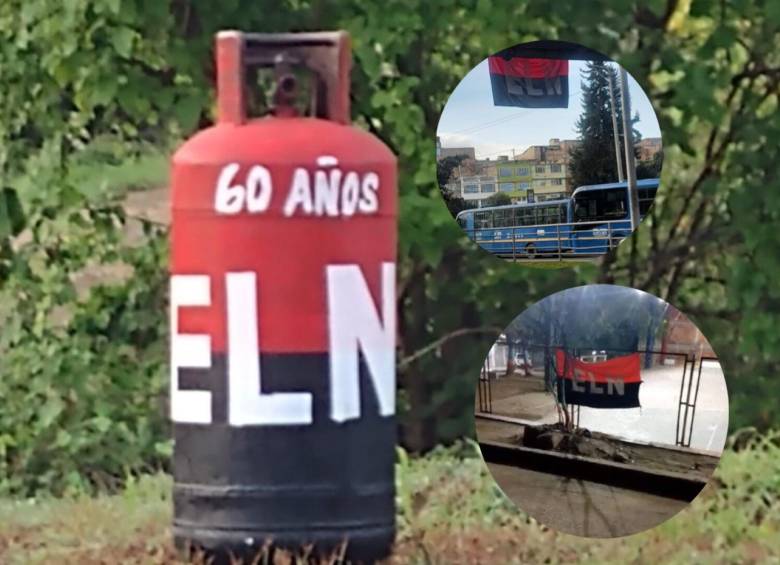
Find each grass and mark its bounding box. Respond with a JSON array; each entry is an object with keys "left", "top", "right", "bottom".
[
  {"left": 1, "top": 434, "right": 779, "bottom": 564},
  {"left": 12, "top": 136, "right": 170, "bottom": 202},
  {"left": 511, "top": 259, "right": 593, "bottom": 269},
  {"left": 66, "top": 151, "right": 169, "bottom": 199}
]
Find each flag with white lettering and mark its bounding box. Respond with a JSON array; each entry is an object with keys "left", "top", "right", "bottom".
[
  {"left": 555, "top": 350, "right": 641, "bottom": 408},
  {"left": 488, "top": 57, "right": 569, "bottom": 108}
]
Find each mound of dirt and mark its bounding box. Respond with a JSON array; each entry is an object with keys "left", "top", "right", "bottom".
[{"left": 520, "top": 422, "right": 719, "bottom": 480}]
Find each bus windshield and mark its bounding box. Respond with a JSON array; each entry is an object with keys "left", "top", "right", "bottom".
[{"left": 572, "top": 188, "right": 627, "bottom": 223}]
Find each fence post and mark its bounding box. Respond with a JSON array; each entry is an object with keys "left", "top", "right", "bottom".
[{"left": 683, "top": 354, "right": 697, "bottom": 446}]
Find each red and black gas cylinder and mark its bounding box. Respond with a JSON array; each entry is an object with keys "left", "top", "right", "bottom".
[{"left": 169, "top": 31, "right": 397, "bottom": 562}]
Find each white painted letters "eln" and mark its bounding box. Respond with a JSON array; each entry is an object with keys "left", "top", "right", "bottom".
[
  {"left": 571, "top": 367, "right": 625, "bottom": 395},
  {"left": 170, "top": 263, "right": 395, "bottom": 426}
]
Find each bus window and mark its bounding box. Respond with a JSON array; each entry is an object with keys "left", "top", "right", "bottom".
[
  {"left": 638, "top": 188, "right": 657, "bottom": 216},
  {"left": 457, "top": 214, "right": 468, "bottom": 229},
  {"left": 511, "top": 207, "right": 521, "bottom": 227},
  {"left": 520, "top": 207, "right": 536, "bottom": 226},
  {"left": 573, "top": 188, "right": 627, "bottom": 222},
  {"left": 639, "top": 198, "right": 654, "bottom": 216},
  {"left": 494, "top": 209, "right": 513, "bottom": 228},
  {"left": 475, "top": 210, "right": 493, "bottom": 229},
  {"left": 540, "top": 205, "right": 560, "bottom": 224}
]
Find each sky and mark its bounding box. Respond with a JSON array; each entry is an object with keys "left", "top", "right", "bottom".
[{"left": 437, "top": 59, "right": 662, "bottom": 160}]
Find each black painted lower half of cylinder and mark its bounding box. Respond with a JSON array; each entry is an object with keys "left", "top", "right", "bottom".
[{"left": 173, "top": 353, "right": 395, "bottom": 562}]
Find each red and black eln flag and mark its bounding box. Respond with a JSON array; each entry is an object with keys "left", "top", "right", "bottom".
[
  {"left": 488, "top": 56, "right": 569, "bottom": 108},
  {"left": 555, "top": 350, "right": 642, "bottom": 409}
]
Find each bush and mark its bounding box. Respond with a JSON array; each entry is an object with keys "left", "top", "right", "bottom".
[{"left": 0, "top": 142, "right": 169, "bottom": 496}]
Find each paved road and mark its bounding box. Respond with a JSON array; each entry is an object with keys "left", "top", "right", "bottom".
[
  {"left": 575, "top": 361, "right": 728, "bottom": 452},
  {"left": 488, "top": 462, "right": 689, "bottom": 537}
]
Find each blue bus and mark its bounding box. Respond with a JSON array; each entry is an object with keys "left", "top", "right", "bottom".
[
  {"left": 455, "top": 178, "right": 660, "bottom": 259},
  {"left": 455, "top": 199, "right": 570, "bottom": 258},
  {"left": 568, "top": 178, "right": 659, "bottom": 255}
]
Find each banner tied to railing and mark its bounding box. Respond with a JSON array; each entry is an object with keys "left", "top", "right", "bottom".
[{"left": 555, "top": 350, "right": 641, "bottom": 408}]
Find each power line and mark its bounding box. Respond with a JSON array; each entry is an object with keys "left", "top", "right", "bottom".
[
  {"left": 448, "top": 109, "right": 533, "bottom": 135},
  {"left": 444, "top": 88, "right": 584, "bottom": 136}
]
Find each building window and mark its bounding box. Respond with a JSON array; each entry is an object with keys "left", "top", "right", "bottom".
[
  {"left": 551, "top": 178, "right": 563, "bottom": 185},
  {"left": 535, "top": 179, "right": 547, "bottom": 186},
  {"left": 498, "top": 167, "right": 512, "bottom": 177},
  {"left": 463, "top": 184, "right": 478, "bottom": 194},
  {"left": 517, "top": 167, "right": 529, "bottom": 176},
  {"left": 518, "top": 182, "right": 531, "bottom": 190},
  {"left": 550, "top": 164, "right": 562, "bottom": 172},
  {"left": 481, "top": 183, "right": 495, "bottom": 193},
  {"left": 499, "top": 182, "right": 514, "bottom": 192},
  {"left": 535, "top": 166, "right": 546, "bottom": 174}
]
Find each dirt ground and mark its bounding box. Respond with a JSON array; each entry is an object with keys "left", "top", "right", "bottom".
[
  {"left": 477, "top": 371, "right": 551, "bottom": 420},
  {"left": 477, "top": 417, "right": 719, "bottom": 481}
]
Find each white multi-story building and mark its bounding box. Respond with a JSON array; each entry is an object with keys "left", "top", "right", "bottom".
[{"left": 457, "top": 175, "right": 499, "bottom": 207}]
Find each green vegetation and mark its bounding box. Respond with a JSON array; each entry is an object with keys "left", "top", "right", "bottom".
[
  {"left": 483, "top": 192, "right": 512, "bottom": 207},
  {"left": 0, "top": 0, "right": 777, "bottom": 504},
  {"left": 11, "top": 140, "right": 169, "bottom": 201},
  {"left": 2, "top": 435, "right": 779, "bottom": 564}
]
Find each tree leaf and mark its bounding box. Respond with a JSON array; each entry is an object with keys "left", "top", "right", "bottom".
[{"left": 111, "top": 27, "right": 135, "bottom": 58}]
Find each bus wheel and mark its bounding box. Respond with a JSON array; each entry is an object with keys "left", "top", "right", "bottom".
[{"left": 525, "top": 243, "right": 537, "bottom": 259}]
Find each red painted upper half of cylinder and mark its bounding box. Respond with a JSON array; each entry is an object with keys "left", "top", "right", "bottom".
[
  {"left": 174, "top": 116, "right": 394, "bottom": 165},
  {"left": 170, "top": 115, "right": 397, "bottom": 354}
]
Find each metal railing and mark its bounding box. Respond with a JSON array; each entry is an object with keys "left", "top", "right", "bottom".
[
  {"left": 675, "top": 355, "right": 719, "bottom": 448},
  {"left": 477, "top": 359, "right": 492, "bottom": 413},
  {"left": 475, "top": 345, "right": 720, "bottom": 448}
]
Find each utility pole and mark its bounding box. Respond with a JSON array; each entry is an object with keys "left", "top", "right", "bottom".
[
  {"left": 607, "top": 69, "right": 625, "bottom": 182},
  {"left": 619, "top": 67, "right": 640, "bottom": 231}
]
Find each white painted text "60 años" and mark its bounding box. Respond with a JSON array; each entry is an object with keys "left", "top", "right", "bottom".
[{"left": 214, "top": 156, "right": 380, "bottom": 217}]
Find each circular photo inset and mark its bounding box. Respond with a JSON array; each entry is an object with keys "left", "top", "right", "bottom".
[
  {"left": 475, "top": 285, "right": 727, "bottom": 537},
  {"left": 437, "top": 41, "right": 663, "bottom": 265}
]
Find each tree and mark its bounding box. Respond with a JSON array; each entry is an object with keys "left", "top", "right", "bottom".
[
  {"left": 436, "top": 155, "right": 465, "bottom": 191},
  {"left": 636, "top": 150, "right": 664, "bottom": 179},
  {"left": 437, "top": 155, "right": 473, "bottom": 216},
  {"left": 444, "top": 195, "right": 476, "bottom": 216},
  {"left": 484, "top": 192, "right": 511, "bottom": 207},
  {"left": 568, "top": 62, "right": 642, "bottom": 188}
]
